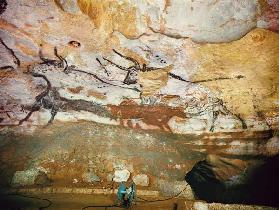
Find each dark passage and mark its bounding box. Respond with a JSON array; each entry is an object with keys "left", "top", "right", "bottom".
[{"left": 185, "top": 154, "right": 279, "bottom": 207}]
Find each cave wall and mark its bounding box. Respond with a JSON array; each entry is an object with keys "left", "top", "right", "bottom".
[
  {"left": 1, "top": 0, "right": 279, "bottom": 133},
  {"left": 0, "top": 0, "right": 279, "bottom": 197}
]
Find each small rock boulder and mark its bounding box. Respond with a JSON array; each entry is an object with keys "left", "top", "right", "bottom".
[
  {"left": 11, "top": 169, "right": 51, "bottom": 187},
  {"left": 265, "top": 136, "right": 279, "bottom": 156},
  {"left": 113, "top": 169, "right": 130, "bottom": 182},
  {"left": 82, "top": 172, "right": 100, "bottom": 183},
  {"left": 132, "top": 174, "right": 149, "bottom": 186},
  {"left": 54, "top": 0, "right": 81, "bottom": 14},
  {"left": 156, "top": 179, "right": 194, "bottom": 199},
  {"left": 106, "top": 173, "right": 114, "bottom": 182}
]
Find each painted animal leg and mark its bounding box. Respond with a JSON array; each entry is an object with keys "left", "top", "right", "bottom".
[
  {"left": 32, "top": 73, "right": 51, "bottom": 101},
  {"left": 209, "top": 111, "right": 219, "bottom": 132},
  {"left": 18, "top": 102, "right": 41, "bottom": 125},
  {"left": 234, "top": 114, "right": 247, "bottom": 129},
  {"left": 19, "top": 73, "right": 52, "bottom": 125},
  {"left": 220, "top": 105, "right": 247, "bottom": 129},
  {"left": 47, "top": 105, "right": 59, "bottom": 125},
  {"left": 96, "top": 58, "right": 112, "bottom": 76},
  {"left": 123, "top": 70, "right": 138, "bottom": 85}
]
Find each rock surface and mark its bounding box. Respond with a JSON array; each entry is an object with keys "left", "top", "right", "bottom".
[
  {"left": 0, "top": 1, "right": 278, "bottom": 207},
  {"left": 76, "top": 0, "right": 275, "bottom": 42},
  {"left": 132, "top": 174, "right": 149, "bottom": 187},
  {"left": 156, "top": 179, "right": 194, "bottom": 199},
  {"left": 113, "top": 169, "right": 130, "bottom": 183},
  {"left": 82, "top": 172, "right": 100, "bottom": 183},
  {"left": 11, "top": 169, "right": 51, "bottom": 187},
  {"left": 55, "top": 0, "right": 81, "bottom": 14},
  {"left": 265, "top": 136, "right": 279, "bottom": 156},
  {"left": 0, "top": 0, "right": 278, "bottom": 134}
]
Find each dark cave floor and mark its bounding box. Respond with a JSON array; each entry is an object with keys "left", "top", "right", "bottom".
[{"left": 0, "top": 193, "right": 275, "bottom": 210}]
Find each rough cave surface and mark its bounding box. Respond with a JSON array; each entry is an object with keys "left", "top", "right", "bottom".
[{"left": 0, "top": 0, "right": 279, "bottom": 209}]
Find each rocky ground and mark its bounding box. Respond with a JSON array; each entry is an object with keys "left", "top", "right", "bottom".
[
  {"left": 0, "top": 122, "right": 278, "bottom": 204},
  {"left": 0, "top": 193, "right": 276, "bottom": 210}
]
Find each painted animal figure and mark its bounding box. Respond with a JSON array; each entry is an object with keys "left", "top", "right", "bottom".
[
  {"left": 97, "top": 49, "right": 170, "bottom": 86},
  {"left": 108, "top": 100, "right": 186, "bottom": 131},
  {"left": 19, "top": 71, "right": 113, "bottom": 125},
  {"left": 19, "top": 47, "right": 116, "bottom": 125},
  {"left": 18, "top": 72, "right": 61, "bottom": 125},
  {"left": 183, "top": 96, "right": 247, "bottom": 131},
  {"left": 99, "top": 49, "right": 247, "bottom": 132}
]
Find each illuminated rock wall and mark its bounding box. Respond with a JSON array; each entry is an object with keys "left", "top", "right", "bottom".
[
  {"left": 1, "top": 0, "right": 278, "bottom": 134},
  {"left": 0, "top": 1, "right": 279, "bottom": 202}
]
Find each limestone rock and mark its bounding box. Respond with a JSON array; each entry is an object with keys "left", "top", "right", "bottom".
[
  {"left": 77, "top": 0, "right": 259, "bottom": 42},
  {"left": 155, "top": 179, "right": 194, "bottom": 199},
  {"left": 11, "top": 169, "right": 51, "bottom": 187},
  {"left": 0, "top": 0, "right": 278, "bottom": 134},
  {"left": 257, "top": 0, "right": 279, "bottom": 31},
  {"left": 106, "top": 173, "right": 114, "bottom": 182},
  {"left": 54, "top": 0, "right": 81, "bottom": 14},
  {"left": 113, "top": 169, "right": 130, "bottom": 182},
  {"left": 151, "top": 0, "right": 258, "bottom": 43},
  {"left": 82, "top": 172, "right": 100, "bottom": 183},
  {"left": 132, "top": 174, "right": 149, "bottom": 187},
  {"left": 265, "top": 136, "right": 279, "bottom": 156},
  {"left": 168, "top": 117, "right": 207, "bottom": 134},
  {"left": 214, "top": 116, "right": 242, "bottom": 130},
  {"left": 193, "top": 202, "right": 208, "bottom": 210}
]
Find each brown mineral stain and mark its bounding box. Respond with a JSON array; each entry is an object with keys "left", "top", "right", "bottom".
[
  {"left": 159, "top": 15, "right": 166, "bottom": 33},
  {"left": 250, "top": 30, "right": 266, "bottom": 43},
  {"left": 164, "top": 0, "right": 172, "bottom": 12},
  {"left": 257, "top": 0, "right": 269, "bottom": 16},
  {"left": 145, "top": 15, "right": 152, "bottom": 27},
  {"left": 53, "top": 0, "right": 63, "bottom": 11},
  {"left": 86, "top": 89, "right": 106, "bottom": 99},
  {"left": 77, "top": 0, "right": 138, "bottom": 38},
  {"left": 121, "top": 48, "right": 147, "bottom": 65},
  {"left": 15, "top": 42, "right": 37, "bottom": 57},
  {"left": 0, "top": 70, "right": 17, "bottom": 78},
  {"left": 67, "top": 86, "right": 84, "bottom": 94},
  {"left": 195, "top": 29, "right": 279, "bottom": 117},
  {"left": 0, "top": 18, "right": 31, "bottom": 37},
  {"left": 41, "top": 161, "right": 87, "bottom": 185},
  {"left": 206, "top": 155, "right": 248, "bottom": 181},
  {"left": 259, "top": 0, "right": 279, "bottom": 31}
]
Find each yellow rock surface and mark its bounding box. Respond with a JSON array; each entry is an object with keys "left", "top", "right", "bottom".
[
  {"left": 139, "top": 65, "right": 173, "bottom": 96},
  {"left": 194, "top": 29, "right": 279, "bottom": 117},
  {"left": 77, "top": 0, "right": 138, "bottom": 38}
]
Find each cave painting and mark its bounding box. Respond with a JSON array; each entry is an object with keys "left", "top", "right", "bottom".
[{"left": 16, "top": 46, "right": 247, "bottom": 132}]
